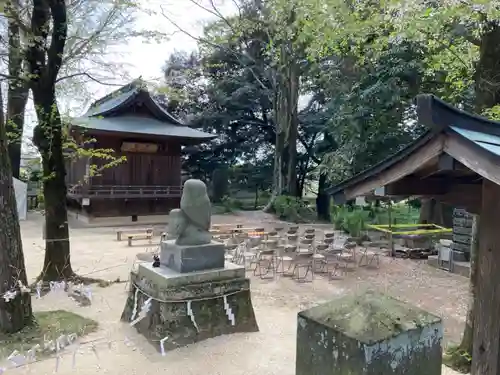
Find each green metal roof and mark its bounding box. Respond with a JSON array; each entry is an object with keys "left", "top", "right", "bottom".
[
  {"left": 72, "top": 115, "right": 217, "bottom": 140},
  {"left": 327, "top": 94, "right": 500, "bottom": 199},
  {"left": 451, "top": 126, "right": 500, "bottom": 156},
  {"left": 71, "top": 79, "right": 216, "bottom": 142}
]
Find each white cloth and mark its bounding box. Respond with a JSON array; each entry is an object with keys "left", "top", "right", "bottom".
[{"left": 12, "top": 177, "right": 28, "bottom": 220}]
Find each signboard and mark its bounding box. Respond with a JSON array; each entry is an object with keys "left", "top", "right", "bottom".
[
  {"left": 121, "top": 142, "right": 158, "bottom": 153},
  {"left": 452, "top": 208, "right": 473, "bottom": 254}
]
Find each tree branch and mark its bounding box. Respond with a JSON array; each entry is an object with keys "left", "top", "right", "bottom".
[
  {"left": 61, "top": 4, "right": 118, "bottom": 65},
  {"left": 159, "top": 4, "right": 270, "bottom": 92},
  {"left": 55, "top": 71, "right": 125, "bottom": 86},
  {"left": 46, "top": 0, "right": 68, "bottom": 84},
  {"left": 26, "top": 0, "right": 49, "bottom": 83}
]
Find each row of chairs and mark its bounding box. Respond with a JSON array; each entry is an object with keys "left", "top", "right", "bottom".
[{"left": 221, "top": 226, "right": 383, "bottom": 282}]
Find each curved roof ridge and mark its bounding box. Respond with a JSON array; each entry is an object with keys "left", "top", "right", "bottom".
[
  {"left": 89, "top": 77, "right": 144, "bottom": 109},
  {"left": 81, "top": 78, "right": 184, "bottom": 125},
  {"left": 417, "top": 94, "right": 500, "bottom": 136}
]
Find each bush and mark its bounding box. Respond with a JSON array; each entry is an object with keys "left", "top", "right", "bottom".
[
  {"left": 37, "top": 191, "right": 45, "bottom": 210},
  {"left": 213, "top": 196, "right": 243, "bottom": 214},
  {"left": 332, "top": 206, "right": 369, "bottom": 237},
  {"left": 272, "top": 195, "right": 315, "bottom": 223}
]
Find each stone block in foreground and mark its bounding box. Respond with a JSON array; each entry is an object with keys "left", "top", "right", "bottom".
[
  {"left": 296, "top": 291, "right": 443, "bottom": 375},
  {"left": 160, "top": 239, "right": 225, "bottom": 273},
  {"left": 121, "top": 262, "right": 259, "bottom": 352}
]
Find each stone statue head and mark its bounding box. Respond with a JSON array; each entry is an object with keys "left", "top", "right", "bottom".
[{"left": 180, "top": 179, "right": 211, "bottom": 231}]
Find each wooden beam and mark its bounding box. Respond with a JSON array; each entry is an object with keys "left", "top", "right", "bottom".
[
  {"left": 385, "top": 177, "right": 448, "bottom": 195},
  {"left": 471, "top": 179, "right": 500, "bottom": 375},
  {"left": 445, "top": 132, "right": 500, "bottom": 186},
  {"left": 431, "top": 188, "right": 482, "bottom": 215},
  {"left": 344, "top": 135, "right": 445, "bottom": 200},
  {"left": 437, "top": 154, "right": 471, "bottom": 173}
]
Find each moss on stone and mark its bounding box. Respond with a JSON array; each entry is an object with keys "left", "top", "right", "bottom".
[
  {"left": 121, "top": 271, "right": 259, "bottom": 352},
  {"left": 299, "top": 290, "right": 441, "bottom": 344}
]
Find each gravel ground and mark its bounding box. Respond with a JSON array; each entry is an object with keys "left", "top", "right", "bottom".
[{"left": 6, "top": 212, "right": 467, "bottom": 375}]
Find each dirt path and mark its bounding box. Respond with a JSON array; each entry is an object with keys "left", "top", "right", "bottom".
[{"left": 6, "top": 212, "right": 466, "bottom": 375}]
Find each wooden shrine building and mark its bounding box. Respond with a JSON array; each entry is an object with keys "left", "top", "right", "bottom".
[
  {"left": 327, "top": 94, "right": 500, "bottom": 375},
  {"left": 66, "top": 80, "right": 216, "bottom": 219}
]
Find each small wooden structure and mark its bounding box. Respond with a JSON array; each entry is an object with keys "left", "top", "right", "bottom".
[
  {"left": 326, "top": 94, "right": 500, "bottom": 375},
  {"left": 66, "top": 80, "right": 216, "bottom": 218}
]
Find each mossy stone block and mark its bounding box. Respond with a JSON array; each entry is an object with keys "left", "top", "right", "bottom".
[
  {"left": 296, "top": 291, "right": 443, "bottom": 375},
  {"left": 121, "top": 269, "right": 259, "bottom": 352}
]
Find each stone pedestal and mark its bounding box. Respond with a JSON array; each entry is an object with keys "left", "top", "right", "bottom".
[
  {"left": 296, "top": 291, "right": 443, "bottom": 375},
  {"left": 160, "top": 239, "right": 225, "bottom": 273},
  {"left": 121, "top": 262, "right": 259, "bottom": 352}
]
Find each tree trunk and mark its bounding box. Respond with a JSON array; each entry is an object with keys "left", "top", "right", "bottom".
[
  {"left": 284, "top": 57, "right": 299, "bottom": 196},
  {"left": 0, "top": 84, "right": 33, "bottom": 333},
  {"left": 418, "top": 198, "right": 454, "bottom": 226},
  {"left": 474, "top": 24, "right": 500, "bottom": 112},
  {"left": 33, "top": 97, "right": 74, "bottom": 281},
  {"left": 316, "top": 173, "right": 330, "bottom": 221},
  {"left": 263, "top": 42, "right": 300, "bottom": 211},
  {"left": 263, "top": 88, "right": 286, "bottom": 212},
  {"left": 459, "top": 214, "right": 478, "bottom": 355},
  {"left": 28, "top": 0, "right": 73, "bottom": 281},
  {"left": 5, "top": 0, "right": 29, "bottom": 179}
]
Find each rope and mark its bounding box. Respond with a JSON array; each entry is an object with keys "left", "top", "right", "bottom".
[{"left": 131, "top": 281, "right": 249, "bottom": 303}]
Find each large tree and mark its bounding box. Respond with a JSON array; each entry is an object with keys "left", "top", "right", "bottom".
[
  {"left": 5, "top": 0, "right": 29, "bottom": 180},
  {"left": 27, "top": 0, "right": 73, "bottom": 280},
  {"left": 0, "top": 81, "right": 33, "bottom": 333},
  {"left": 161, "top": 0, "right": 310, "bottom": 209}
]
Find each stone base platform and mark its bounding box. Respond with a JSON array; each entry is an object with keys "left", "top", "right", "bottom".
[
  {"left": 121, "top": 262, "right": 259, "bottom": 352},
  {"left": 160, "top": 240, "right": 225, "bottom": 273}
]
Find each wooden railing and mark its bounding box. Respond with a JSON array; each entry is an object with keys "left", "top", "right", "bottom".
[{"left": 67, "top": 185, "right": 183, "bottom": 199}]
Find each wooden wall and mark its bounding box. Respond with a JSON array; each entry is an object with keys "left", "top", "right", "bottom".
[
  {"left": 90, "top": 134, "right": 181, "bottom": 187},
  {"left": 67, "top": 133, "right": 182, "bottom": 187},
  {"left": 66, "top": 131, "right": 183, "bottom": 217}
]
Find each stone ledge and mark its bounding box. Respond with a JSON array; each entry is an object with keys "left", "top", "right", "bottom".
[{"left": 137, "top": 262, "right": 245, "bottom": 290}]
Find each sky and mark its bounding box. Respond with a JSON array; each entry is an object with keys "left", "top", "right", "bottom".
[{"left": 89, "top": 0, "right": 237, "bottom": 101}]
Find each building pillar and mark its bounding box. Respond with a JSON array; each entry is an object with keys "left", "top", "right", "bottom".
[{"left": 471, "top": 179, "right": 500, "bottom": 375}]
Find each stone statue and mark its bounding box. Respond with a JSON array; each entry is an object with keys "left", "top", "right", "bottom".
[
  {"left": 166, "top": 209, "right": 183, "bottom": 240},
  {"left": 169, "top": 179, "right": 212, "bottom": 246}
]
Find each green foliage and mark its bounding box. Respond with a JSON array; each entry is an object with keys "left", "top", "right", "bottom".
[
  {"left": 271, "top": 195, "right": 315, "bottom": 222},
  {"left": 331, "top": 203, "right": 420, "bottom": 236},
  {"left": 62, "top": 124, "right": 126, "bottom": 186},
  {"left": 221, "top": 196, "right": 242, "bottom": 212},
  {"left": 37, "top": 191, "right": 45, "bottom": 210},
  {"left": 332, "top": 206, "right": 369, "bottom": 237},
  {"left": 443, "top": 344, "right": 472, "bottom": 374},
  {"left": 369, "top": 204, "right": 420, "bottom": 225}
]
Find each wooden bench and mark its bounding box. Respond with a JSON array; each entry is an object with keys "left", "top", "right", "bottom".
[
  {"left": 116, "top": 228, "right": 153, "bottom": 241},
  {"left": 127, "top": 230, "right": 154, "bottom": 246}
]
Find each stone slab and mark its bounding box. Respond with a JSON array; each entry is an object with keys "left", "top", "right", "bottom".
[
  {"left": 296, "top": 291, "right": 443, "bottom": 375},
  {"left": 138, "top": 262, "right": 245, "bottom": 288},
  {"left": 160, "top": 239, "right": 225, "bottom": 273}
]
